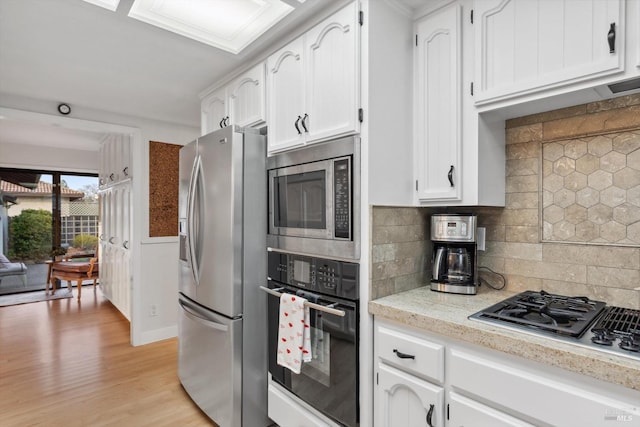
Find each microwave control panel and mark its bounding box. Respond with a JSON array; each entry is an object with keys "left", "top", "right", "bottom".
[
  {"left": 333, "top": 157, "right": 351, "bottom": 240},
  {"left": 268, "top": 251, "right": 359, "bottom": 300}
]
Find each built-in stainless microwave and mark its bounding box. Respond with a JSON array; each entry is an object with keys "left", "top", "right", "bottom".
[{"left": 267, "top": 136, "right": 360, "bottom": 260}]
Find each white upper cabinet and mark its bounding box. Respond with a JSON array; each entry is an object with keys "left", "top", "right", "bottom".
[
  {"left": 303, "top": 2, "right": 360, "bottom": 144},
  {"left": 267, "top": 1, "right": 360, "bottom": 154},
  {"left": 413, "top": 1, "right": 505, "bottom": 207},
  {"left": 201, "top": 62, "right": 267, "bottom": 135},
  {"left": 414, "top": 2, "right": 462, "bottom": 203},
  {"left": 474, "top": 0, "right": 625, "bottom": 105},
  {"left": 227, "top": 62, "right": 266, "bottom": 128},
  {"left": 266, "top": 37, "right": 306, "bottom": 152},
  {"left": 99, "top": 133, "right": 132, "bottom": 188},
  {"left": 201, "top": 86, "right": 227, "bottom": 135}
]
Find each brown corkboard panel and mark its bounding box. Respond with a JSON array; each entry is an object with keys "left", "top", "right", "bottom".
[{"left": 149, "top": 141, "right": 181, "bottom": 237}]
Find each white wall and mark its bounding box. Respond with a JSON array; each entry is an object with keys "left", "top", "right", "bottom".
[
  {"left": 0, "top": 142, "right": 99, "bottom": 173},
  {"left": 0, "top": 94, "right": 199, "bottom": 346}
]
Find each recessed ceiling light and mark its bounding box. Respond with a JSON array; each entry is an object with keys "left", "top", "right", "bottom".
[
  {"left": 128, "top": 0, "right": 295, "bottom": 54},
  {"left": 81, "top": 0, "right": 120, "bottom": 12}
]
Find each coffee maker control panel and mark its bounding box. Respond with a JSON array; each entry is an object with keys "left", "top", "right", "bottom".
[{"left": 431, "top": 214, "right": 476, "bottom": 242}]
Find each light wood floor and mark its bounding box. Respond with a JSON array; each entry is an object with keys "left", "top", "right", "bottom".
[{"left": 0, "top": 288, "right": 216, "bottom": 427}]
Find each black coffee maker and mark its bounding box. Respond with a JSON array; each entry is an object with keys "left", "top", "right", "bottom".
[{"left": 430, "top": 213, "right": 478, "bottom": 295}]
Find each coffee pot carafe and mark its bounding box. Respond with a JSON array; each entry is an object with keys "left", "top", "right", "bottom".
[
  {"left": 433, "top": 247, "right": 472, "bottom": 283},
  {"left": 430, "top": 214, "right": 477, "bottom": 295}
]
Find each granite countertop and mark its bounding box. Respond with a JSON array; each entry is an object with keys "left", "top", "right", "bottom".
[{"left": 368, "top": 286, "right": 640, "bottom": 392}]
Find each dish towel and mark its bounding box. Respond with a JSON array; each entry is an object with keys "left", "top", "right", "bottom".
[{"left": 277, "top": 293, "right": 312, "bottom": 374}]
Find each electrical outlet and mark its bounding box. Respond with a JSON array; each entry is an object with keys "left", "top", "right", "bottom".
[
  {"left": 150, "top": 304, "right": 158, "bottom": 316},
  {"left": 477, "top": 227, "right": 486, "bottom": 251}
]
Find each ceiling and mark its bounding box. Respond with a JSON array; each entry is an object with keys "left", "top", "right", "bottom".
[{"left": 0, "top": 0, "right": 345, "bottom": 151}]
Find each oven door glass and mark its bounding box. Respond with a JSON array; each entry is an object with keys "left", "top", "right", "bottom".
[{"left": 268, "top": 285, "right": 359, "bottom": 427}]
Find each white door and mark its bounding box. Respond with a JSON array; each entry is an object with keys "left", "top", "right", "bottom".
[
  {"left": 474, "top": 0, "right": 624, "bottom": 104},
  {"left": 267, "top": 37, "right": 305, "bottom": 153},
  {"left": 304, "top": 1, "right": 359, "bottom": 144},
  {"left": 376, "top": 363, "right": 444, "bottom": 427},
  {"left": 415, "top": 3, "right": 461, "bottom": 202},
  {"left": 201, "top": 87, "right": 227, "bottom": 135},
  {"left": 227, "top": 62, "right": 266, "bottom": 128}
]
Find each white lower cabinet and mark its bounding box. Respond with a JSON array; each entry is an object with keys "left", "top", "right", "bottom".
[
  {"left": 374, "top": 319, "right": 640, "bottom": 427},
  {"left": 375, "top": 320, "right": 445, "bottom": 427},
  {"left": 448, "top": 348, "right": 640, "bottom": 427},
  {"left": 377, "top": 363, "right": 444, "bottom": 427}
]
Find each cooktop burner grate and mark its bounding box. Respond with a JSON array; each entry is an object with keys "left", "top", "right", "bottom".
[
  {"left": 472, "top": 290, "right": 606, "bottom": 337},
  {"left": 470, "top": 291, "right": 640, "bottom": 360},
  {"left": 592, "top": 306, "right": 640, "bottom": 336}
]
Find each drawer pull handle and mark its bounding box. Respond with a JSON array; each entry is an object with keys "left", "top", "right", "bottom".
[
  {"left": 426, "top": 403, "right": 434, "bottom": 427},
  {"left": 393, "top": 349, "right": 415, "bottom": 360}
]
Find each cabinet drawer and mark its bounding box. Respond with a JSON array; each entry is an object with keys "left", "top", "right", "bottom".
[
  {"left": 449, "top": 349, "right": 640, "bottom": 426},
  {"left": 376, "top": 324, "right": 444, "bottom": 383}
]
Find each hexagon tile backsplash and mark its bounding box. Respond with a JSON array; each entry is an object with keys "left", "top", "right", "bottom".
[{"left": 542, "top": 131, "right": 640, "bottom": 245}]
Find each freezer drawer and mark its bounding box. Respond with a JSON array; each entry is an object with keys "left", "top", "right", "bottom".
[{"left": 178, "top": 294, "right": 242, "bottom": 427}]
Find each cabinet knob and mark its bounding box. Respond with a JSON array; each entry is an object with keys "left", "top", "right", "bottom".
[
  {"left": 448, "top": 165, "right": 455, "bottom": 187},
  {"left": 109, "top": 237, "right": 116, "bottom": 244},
  {"left": 294, "top": 116, "right": 302, "bottom": 135},
  {"left": 301, "top": 113, "right": 309, "bottom": 133},
  {"left": 607, "top": 22, "right": 616, "bottom": 53},
  {"left": 123, "top": 240, "right": 129, "bottom": 249},
  {"left": 109, "top": 173, "right": 115, "bottom": 182},
  {"left": 123, "top": 166, "right": 129, "bottom": 177}
]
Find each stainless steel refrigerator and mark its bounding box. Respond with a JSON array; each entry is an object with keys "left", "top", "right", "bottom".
[{"left": 178, "top": 125, "right": 268, "bottom": 427}]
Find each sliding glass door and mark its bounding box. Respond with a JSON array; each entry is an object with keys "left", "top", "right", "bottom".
[{"left": 0, "top": 168, "right": 99, "bottom": 294}]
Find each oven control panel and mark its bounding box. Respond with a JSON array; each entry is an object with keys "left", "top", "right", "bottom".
[{"left": 268, "top": 251, "right": 359, "bottom": 300}]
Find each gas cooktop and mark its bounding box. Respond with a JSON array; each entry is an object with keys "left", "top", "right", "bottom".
[{"left": 469, "top": 290, "right": 640, "bottom": 361}]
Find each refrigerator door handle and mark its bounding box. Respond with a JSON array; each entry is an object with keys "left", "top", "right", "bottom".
[
  {"left": 187, "top": 155, "right": 203, "bottom": 285},
  {"left": 179, "top": 299, "right": 229, "bottom": 332}
]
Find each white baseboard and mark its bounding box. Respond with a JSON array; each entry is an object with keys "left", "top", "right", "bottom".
[{"left": 136, "top": 325, "right": 178, "bottom": 346}]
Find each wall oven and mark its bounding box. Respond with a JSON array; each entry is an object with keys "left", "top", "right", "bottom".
[
  {"left": 267, "top": 136, "right": 360, "bottom": 260},
  {"left": 263, "top": 250, "right": 359, "bottom": 427}
]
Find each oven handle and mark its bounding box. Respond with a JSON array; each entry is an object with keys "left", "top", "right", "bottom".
[{"left": 259, "top": 286, "right": 346, "bottom": 317}]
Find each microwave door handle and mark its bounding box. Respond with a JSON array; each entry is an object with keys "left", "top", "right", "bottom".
[
  {"left": 179, "top": 300, "right": 228, "bottom": 332},
  {"left": 259, "top": 286, "right": 346, "bottom": 317}
]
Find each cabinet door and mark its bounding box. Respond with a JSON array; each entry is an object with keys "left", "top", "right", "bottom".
[
  {"left": 267, "top": 37, "right": 305, "bottom": 153},
  {"left": 201, "top": 87, "right": 227, "bottom": 136},
  {"left": 415, "top": 3, "right": 462, "bottom": 202},
  {"left": 227, "top": 62, "right": 266, "bottom": 128},
  {"left": 474, "top": 0, "right": 624, "bottom": 104},
  {"left": 376, "top": 363, "right": 444, "bottom": 427},
  {"left": 448, "top": 392, "right": 536, "bottom": 427},
  {"left": 304, "top": 1, "right": 359, "bottom": 144}
]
